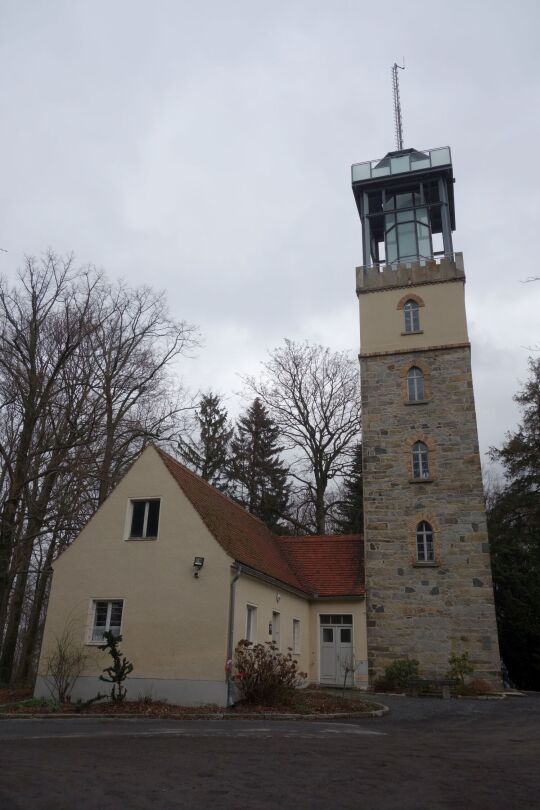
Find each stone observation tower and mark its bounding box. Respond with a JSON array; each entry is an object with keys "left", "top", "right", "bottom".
[{"left": 351, "top": 146, "right": 501, "bottom": 684}]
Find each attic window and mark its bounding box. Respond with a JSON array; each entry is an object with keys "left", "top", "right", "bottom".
[{"left": 129, "top": 499, "right": 160, "bottom": 539}]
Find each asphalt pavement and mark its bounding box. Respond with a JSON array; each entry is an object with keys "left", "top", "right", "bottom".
[{"left": 0, "top": 693, "right": 538, "bottom": 809}]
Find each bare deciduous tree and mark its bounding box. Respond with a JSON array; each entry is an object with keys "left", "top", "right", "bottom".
[
  {"left": 43, "top": 621, "right": 88, "bottom": 703},
  {"left": 0, "top": 251, "right": 200, "bottom": 685},
  {"left": 244, "top": 340, "right": 361, "bottom": 534}
]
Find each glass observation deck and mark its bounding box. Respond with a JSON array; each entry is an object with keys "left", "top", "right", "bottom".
[{"left": 351, "top": 146, "right": 451, "bottom": 184}]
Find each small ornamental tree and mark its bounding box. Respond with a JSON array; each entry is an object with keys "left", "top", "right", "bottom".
[
  {"left": 234, "top": 640, "right": 307, "bottom": 705},
  {"left": 447, "top": 652, "right": 475, "bottom": 688},
  {"left": 98, "top": 632, "right": 134, "bottom": 703},
  {"left": 44, "top": 624, "right": 88, "bottom": 703}
]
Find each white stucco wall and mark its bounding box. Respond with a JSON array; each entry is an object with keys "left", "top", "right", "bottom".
[
  {"left": 233, "top": 574, "right": 311, "bottom": 679},
  {"left": 35, "top": 445, "right": 368, "bottom": 706},
  {"left": 35, "top": 446, "right": 234, "bottom": 705}
]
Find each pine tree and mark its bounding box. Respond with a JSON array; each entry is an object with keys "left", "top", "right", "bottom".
[
  {"left": 334, "top": 443, "right": 364, "bottom": 534},
  {"left": 229, "top": 398, "right": 290, "bottom": 531},
  {"left": 179, "top": 392, "right": 232, "bottom": 489},
  {"left": 488, "top": 357, "right": 540, "bottom": 689}
]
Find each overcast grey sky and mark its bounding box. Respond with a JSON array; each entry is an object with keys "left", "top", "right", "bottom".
[{"left": 1, "top": 0, "right": 539, "bottom": 466}]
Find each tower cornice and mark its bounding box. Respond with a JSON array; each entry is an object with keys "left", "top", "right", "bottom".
[{"left": 356, "top": 253, "right": 465, "bottom": 296}]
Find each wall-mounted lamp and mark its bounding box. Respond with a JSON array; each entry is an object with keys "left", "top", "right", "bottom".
[{"left": 193, "top": 556, "right": 205, "bottom": 577}]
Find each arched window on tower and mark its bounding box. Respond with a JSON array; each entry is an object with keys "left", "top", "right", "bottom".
[
  {"left": 407, "top": 366, "right": 424, "bottom": 401},
  {"left": 416, "top": 521, "right": 434, "bottom": 562},
  {"left": 412, "top": 441, "right": 429, "bottom": 479},
  {"left": 403, "top": 299, "right": 420, "bottom": 332}
]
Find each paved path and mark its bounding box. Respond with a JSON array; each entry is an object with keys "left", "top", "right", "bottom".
[{"left": 1, "top": 694, "right": 539, "bottom": 809}]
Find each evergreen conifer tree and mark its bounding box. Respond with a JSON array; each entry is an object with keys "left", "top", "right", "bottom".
[
  {"left": 488, "top": 357, "right": 540, "bottom": 689},
  {"left": 334, "top": 443, "right": 364, "bottom": 534},
  {"left": 229, "top": 398, "right": 290, "bottom": 531},
  {"left": 179, "top": 392, "right": 232, "bottom": 489}
]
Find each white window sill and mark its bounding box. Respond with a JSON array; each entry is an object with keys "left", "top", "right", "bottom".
[
  {"left": 125, "top": 536, "right": 158, "bottom": 542},
  {"left": 401, "top": 330, "right": 424, "bottom": 336},
  {"left": 412, "top": 561, "right": 439, "bottom": 568},
  {"left": 409, "top": 477, "right": 434, "bottom": 484}
]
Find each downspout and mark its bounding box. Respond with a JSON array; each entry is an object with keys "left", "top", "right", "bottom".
[{"left": 226, "top": 563, "right": 242, "bottom": 707}]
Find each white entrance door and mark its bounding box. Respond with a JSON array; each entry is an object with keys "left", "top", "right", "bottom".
[{"left": 319, "top": 616, "right": 353, "bottom": 687}]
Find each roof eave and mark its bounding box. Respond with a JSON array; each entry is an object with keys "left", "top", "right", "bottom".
[{"left": 234, "top": 561, "right": 311, "bottom": 600}]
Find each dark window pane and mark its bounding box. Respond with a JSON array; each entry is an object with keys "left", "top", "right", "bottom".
[
  {"left": 341, "top": 628, "right": 352, "bottom": 643},
  {"left": 94, "top": 602, "right": 108, "bottom": 626},
  {"left": 110, "top": 601, "right": 123, "bottom": 627},
  {"left": 320, "top": 615, "right": 331, "bottom": 624},
  {"left": 146, "top": 500, "right": 160, "bottom": 537},
  {"left": 130, "top": 501, "right": 145, "bottom": 537},
  {"left": 342, "top": 615, "right": 353, "bottom": 624},
  {"left": 323, "top": 628, "right": 333, "bottom": 643}
]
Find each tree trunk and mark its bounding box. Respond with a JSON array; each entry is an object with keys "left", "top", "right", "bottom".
[{"left": 15, "top": 547, "right": 54, "bottom": 685}]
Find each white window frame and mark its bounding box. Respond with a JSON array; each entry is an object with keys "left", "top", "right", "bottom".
[
  {"left": 292, "top": 618, "right": 301, "bottom": 654},
  {"left": 246, "top": 604, "right": 257, "bottom": 642},
  {"left": 87, "top": 598, "right": 124, "bottom": 644},
  {"left": 126, "top": 498, "right": 161, "bottom": 540},
  {"left": 407, "top": 366, "right": 424, "bottom": 401},
  {"left": 416, "top": 521, "right": 435, "bottom": 562},
  {"left": 271, "top": 611, "right": 280, "bottom": 649},
  {"left": 403, "top": 300, "right": 420, "bottom": 333},
  {"left": 412, "top": 441, "right": 430, "bottom": 479}
]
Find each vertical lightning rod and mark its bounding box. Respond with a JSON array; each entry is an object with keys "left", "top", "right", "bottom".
[{"left": 392, "top": 62, "right": 405, "bottom": 151}]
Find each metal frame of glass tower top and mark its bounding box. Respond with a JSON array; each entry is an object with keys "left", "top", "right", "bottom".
[{"left": 351, "top": 147, "right": 456, "bottom": 269}]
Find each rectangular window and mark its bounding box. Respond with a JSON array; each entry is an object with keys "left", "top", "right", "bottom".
[
  {"left": 129, "top": 499, "right": 160, "bottom": 539},
  {"left": 320, "top": 614, "right": 353, "bottom": 625},
  {"left": 271, "top": 611, "right": 280, "bottom": 648},
  {"left": 246, "top": 605, "right": 257, "bottom": 642},
  {"left": 91, "top": 599, "right": 124, "bottom": 642},
  {"left": 293, "top": 619, "right": 300, "bottom": 654}
]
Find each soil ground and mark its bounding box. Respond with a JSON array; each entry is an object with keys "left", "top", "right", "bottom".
[
  {"left": 1, "top": 692, "right": 539, "bottom": 809},
  {"left": 0, "top": 688, "right": 374, "bottom": 716}
]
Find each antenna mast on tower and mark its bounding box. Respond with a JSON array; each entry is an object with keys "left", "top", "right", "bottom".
[{"left": 392, "top": 61, "right": 405, "bottom": 151}]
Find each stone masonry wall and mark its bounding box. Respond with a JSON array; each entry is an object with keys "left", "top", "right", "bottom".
[{"left": 361, "top": 345, "right": 501, "bottom": 685}]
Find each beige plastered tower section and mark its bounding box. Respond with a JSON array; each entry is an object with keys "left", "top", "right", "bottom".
[{"left": 357, "top": 254, "right": 501, "bottom": 684}]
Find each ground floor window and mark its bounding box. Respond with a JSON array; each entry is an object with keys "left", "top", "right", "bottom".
[
  {"left": 293, "top": 619, "right": 300, "bottom": 654},
  {"left": 246, "top": 604, "right": 257, "bottom": 642},
  {"left": 90, "top": 599, "right": 124, "bottom": 642},
  {"left": 271, "top": 611, "right": 280, "bottom": 648}
]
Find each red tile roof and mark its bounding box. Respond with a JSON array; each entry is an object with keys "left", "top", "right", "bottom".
[
  {"left": 276, "top": 536, "right": 365, "bottom": 598},
  {"left": 156, "top": 448, "right": 364, "bottom": 599},
  {"left": 157, "top": 449, "right": 304, "bottom": 592}
]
